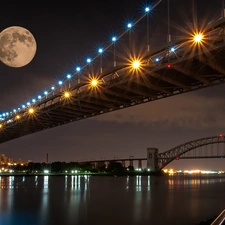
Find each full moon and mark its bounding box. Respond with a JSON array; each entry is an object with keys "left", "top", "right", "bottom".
[{"left": 0, "top": 26, "right": 37, "bottom": 68}]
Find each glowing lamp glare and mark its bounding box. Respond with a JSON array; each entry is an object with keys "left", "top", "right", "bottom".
[
  {"left": 28, "top": 108, "right": 34, "bottom": 114},
  {"left": 64, "top": 92, "right": 70, "bottom": 98},
  {"left": 91, "top": 79, "right": 98, "bottom": 87},
  {"left": 132, "top": 60, "right": 140, "bottom": 69},
  {"left": 194, "top": 33, "right": 203, "bottom": 43}
]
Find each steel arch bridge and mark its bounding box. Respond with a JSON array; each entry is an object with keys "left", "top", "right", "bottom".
[
  {"left": 1, "top": 1, "right": 225, "bottom": 145},
  {"left": 156, "top": 135, "right": 225, "bottom": 171}
]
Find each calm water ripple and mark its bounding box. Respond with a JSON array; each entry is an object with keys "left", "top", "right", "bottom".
[{"left": 0, "top": 174, "right": 224, "bottom": 225}]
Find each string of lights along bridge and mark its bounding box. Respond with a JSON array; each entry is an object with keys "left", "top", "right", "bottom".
[{"left": 1, "top": 0, "right": 225, "bottom": 144}]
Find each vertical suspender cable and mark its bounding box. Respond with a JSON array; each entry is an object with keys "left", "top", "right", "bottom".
[{"left": 167, "top": 0, "right": 171, "bottom": 44}]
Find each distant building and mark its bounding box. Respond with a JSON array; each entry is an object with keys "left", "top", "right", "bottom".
[
  {"left": 0, "top": 154, "right": 8, "bottom": 164},
  {"left": 0, "top": 153, "right": 30, "bottom": 165}
]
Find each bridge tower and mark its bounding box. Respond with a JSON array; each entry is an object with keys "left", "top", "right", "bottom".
[{"left": 147, "top": 148, "right": 159, "bottom": 172}]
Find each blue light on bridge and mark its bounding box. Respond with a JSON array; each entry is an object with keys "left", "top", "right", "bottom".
[
  {"left": 145, "top": 7, "right": 150, "bottom": 12},
  {"left": 98, "top": 48, "right": 103, "bottom": 54},
  {"left": 13, "top": 109, "right": 16, "bottom": 113},
  {"left": 44, "top": 91, "right": 48, "bottom": 95},
  {"left": 170, "top": 47, "right": 176, "bottom": 52},
  {"left": 51, "top": 86, "right": 55, "bottom": 90},
  {"left": 22, "top": 105, "right": 25, "bottom": 109},
  {"left": 76, "top": 66, "right": 81, "bottom": 72},
  {"left": 66, "top": 74, "right": 71, "bottom": 79},
  {"left": 127, "top": 23, "right": 132, "bottom": 29},
  {"left": 32, "top": 99, "right": 36, "bottom": 103},
  {"left": 27, "top": 102, "right": 30, "bottom": 106},
  {"left": 38, "top": 95, "right": 42, "bottom": 100},
  {"left": 86, "top": 58, "right": 92, "bottom": 63},
  {"left": 112, "top": 36, "right": 117, "bottom": 42},
  {"left": 58, "top": 81, "right": 63, "bottom": 85}
]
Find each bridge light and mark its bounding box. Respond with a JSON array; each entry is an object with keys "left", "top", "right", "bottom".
[
  {"left": 76, "top": 66, "right": 81, "bottom": 72},
  {"left": 127, "top": 23, "right": 132, "bottom": 29},
  {"left": 86, "top": 58, "right": 92, "bottom": 63},
  {"left": 193, "top": 33, "right": 203, "bottom": 43},
  {"left": 44, "top": 91, "right": 48, "bottom": 95},
  {"left": 66, "top": 74, "right": 71, "bottom": 79},
  {"left": 0, "top": 124, "right": 2, "bottom": 129},
  {"left": 28, "top": 108, "right": 35, "bottom": 114},
  {"left": 38, "top": 95, "right": 42, "bottom": 100},
  {"left": 167, "top": 63, "right": 171, "bottom": 68},
  {"left": 63, "top": 91, "right": 71, "bottom": 98},
  {"left": 176, "top": 157, "right": 179, "bottom": 160},
  {"left": 51, "top": 86, "right": 55, "bottom": 90},
  {"left": 170, "top": 47, "right": 175, "bottom": 52},
  {"left": 132, "top": 60, "right": 141, "bottom": 69},
  {"left": 58, "top": 80, "right": 63, "bottom": 85},
  {"left": 112, "top": 36, "right": 117, "bottom": 42},
  {"left": 15, "top": 115, "right": 20, "bottom": 120},
  {"left": 98, "top": 48, "right": 103, "bottom": 54},
  {"left": 145, "top": 7, "right": 150, "bottom": 12},
  {"left": 219, "top": 134, "right": 223, "bottom": 137},
  {"left": 90, "top": 78, "right": 99, "bottom": 87}
]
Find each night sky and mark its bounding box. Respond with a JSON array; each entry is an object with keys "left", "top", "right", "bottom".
[{"left": 0, "top": 0, "right": 225, "bottom": 170}]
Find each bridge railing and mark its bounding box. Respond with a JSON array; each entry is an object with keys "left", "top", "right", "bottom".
[{"left": 211, "top": 209, "right": 225, "bottom": 225}]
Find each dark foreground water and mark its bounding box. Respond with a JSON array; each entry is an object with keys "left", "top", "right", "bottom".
[{"left": 0, "top": 174, "right": 225, "bottom": 225}]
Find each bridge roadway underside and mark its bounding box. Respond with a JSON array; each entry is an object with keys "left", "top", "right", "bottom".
[{"left": 1, "top": 19, "right": 225, "bottom": 144}]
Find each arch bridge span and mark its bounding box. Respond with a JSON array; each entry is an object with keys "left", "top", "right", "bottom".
[
  {"left": 156, "top": 135, "right": 225, "bottom": 171},
  {"left": 80, "top": 135, "right": 225, "bottom": 173}
]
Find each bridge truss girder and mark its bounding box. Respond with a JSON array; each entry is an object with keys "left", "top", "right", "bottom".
[{"left": 157, "top": 136, "right": 225, "bottom": 170}]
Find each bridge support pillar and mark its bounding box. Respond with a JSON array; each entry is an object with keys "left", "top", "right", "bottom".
[
  {"left": 129, "top": 160, "right": 133, "bottom": 167},
  {"left": 147, "top": 148, "right": 159, "bottom": 172},
  {"left": 138, "top": 160, "right": 142, "bottom": 169}
]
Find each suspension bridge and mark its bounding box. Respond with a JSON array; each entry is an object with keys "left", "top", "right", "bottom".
[{"left": 1, "top": 1, "right": 225, "bottom": 145}]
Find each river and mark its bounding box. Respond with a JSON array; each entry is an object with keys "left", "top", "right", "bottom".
[{"left": 0, "top": 174, "right": 224, "bottom": 225}]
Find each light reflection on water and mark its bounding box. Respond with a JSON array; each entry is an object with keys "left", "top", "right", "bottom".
[
  {"left": 168, "top": 174, "right": 225, "bottom": 186},
  {"left": 0, "top": 174, "right": 225, "bottom": 225}
]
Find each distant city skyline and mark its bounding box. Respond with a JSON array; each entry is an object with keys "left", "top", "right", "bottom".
[{"left": 0, "top": 153, "right": 30, "bottom": 165}]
